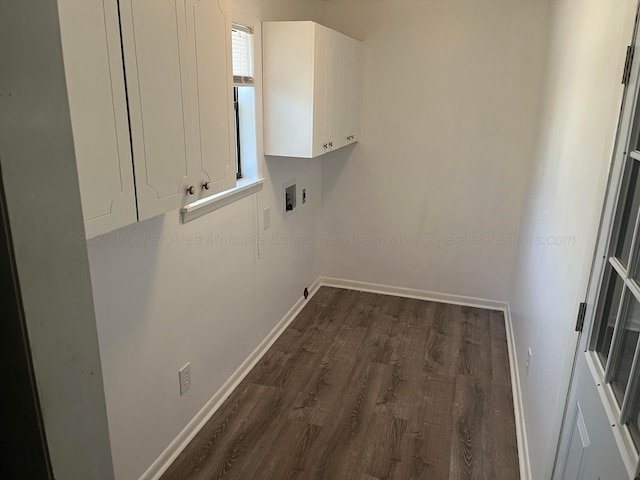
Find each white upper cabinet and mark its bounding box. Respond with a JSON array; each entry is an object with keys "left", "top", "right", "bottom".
[
  {"left": 57, "top": 0, "right": 235, "bottom": 235},
  {"left": 119, "top": 0, "right": 235, "bottom": 221},
  {"left": 263, "top": 22, "right": 363, "bottom": 159},
  {"left": 58, "top": 0, "right": 137, "bottom": 238}
]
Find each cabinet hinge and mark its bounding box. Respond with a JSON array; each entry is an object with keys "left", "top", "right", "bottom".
[
  {"left": 575, "top": 302, "right": 587, "bottom": 333},
  {"left": 623, "top": 45, "right": 634, "bottom": 85}
]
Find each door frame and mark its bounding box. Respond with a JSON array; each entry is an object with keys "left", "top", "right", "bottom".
[
  {"left": 553, "top": 4, "right": 640, "bottom": 476},
  {"left": 0, "top": 162, "right": 53, "bottom": 478}
]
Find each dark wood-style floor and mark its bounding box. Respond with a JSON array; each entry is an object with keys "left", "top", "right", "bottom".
[{"left": 161, "top": 287, "right": 520, "bottom": 480}]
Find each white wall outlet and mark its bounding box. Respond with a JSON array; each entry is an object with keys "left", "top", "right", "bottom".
[
  {"left": 263, "top": 207, "right": 271, "bottom": 230},
  {"left": 179, "top": 363, "right": 191, "bottom": 395},
  {"left": 526, "top": 348, "right": 532, "bottom": 375}
]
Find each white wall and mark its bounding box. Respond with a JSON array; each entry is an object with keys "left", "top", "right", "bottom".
[
  {"left": 319, "top": 0, "right": 550, "bottom": 302},
  {"left": 508, "top": 0, "right": 638, "bottom": 478},
  {"left": 0, "top": 1, "right": 114, "bottom": 478},
  {"left": 86, "top": 1, "right": 327, "bottom": 479},
  {"left": 56, "top": 0, "right": 639, "bottom": 478}
]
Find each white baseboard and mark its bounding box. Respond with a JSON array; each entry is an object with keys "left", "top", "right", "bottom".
[
  {"left": 139, "top": 278, "right": 322, "bottom": 480},
  {"left": 317, "top": 276, "right": 507, "bottom": 311},
  {"left": 140, "top": 276, "right": 530, "bottom": 480},
  {"left": 503, "top": 303, "right": 532, "bottom": 480}
]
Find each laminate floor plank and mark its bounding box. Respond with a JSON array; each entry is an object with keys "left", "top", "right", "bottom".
[
  {"left": 449, "top": 376, "right": 495, "bottom": 480},
  {"left": 160, "top": 287, "right": 520, "bottom": 480},
  {"left": 431, "top": 303, "right": 461, "bottom": 378},
  {"left": 492, "top": 382, "right": 520, "bottom": 480},
  {"left": 302, "top": 340, "right": 390, "bottom": 479},
  {"left": 360, "top": 413, "right": 408, "bottom": 479},
  {"left": 489, "top": 311, "right": 512, "bottom": 386},
  {"left": 252, "top": 420, "right": 322, "bottom": 480},
  {"left": 460, "top": 307, "right": 492, "bottom": 347},
  {"left": 289, "top": 331, "right": 368, "bottom": 426},
  {"left": 161, "top": 383, "right": 281, "bottom": 480},
  {"left": 457, "top": 338, "right": 492, "bottom": 380},
  {"left": 394, "top": 373, "right": 456, "bottom": 480},
  {"left": 372, "top": 362, "right": 415, "bottom": 420}
]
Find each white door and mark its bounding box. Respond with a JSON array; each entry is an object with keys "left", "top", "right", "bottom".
[{"left": 555, "top": 18, "right": 640, "bottom": 480}]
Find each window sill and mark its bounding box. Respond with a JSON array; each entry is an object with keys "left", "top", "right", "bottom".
[{"left": 180, "top": 178, "right": 264, "bottom": 224}]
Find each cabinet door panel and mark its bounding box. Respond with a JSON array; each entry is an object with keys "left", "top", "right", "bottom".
[
  {"left": 351, "top": 41, "right": 363, "bottom": 143},
  {"left": 312, "top": 25, "right": 331, "bottom": 157},
  {"left": 263, "top": 22, "right": 315, "bottom": 158},
  {"left": 120, "top": 0, "right": 193, "bottom": 220},
  {"left": 58, "top": 0, "right": 137, "bottom": 238},
  {"left": 187, "top": 0, "right": 235, "bottom": 197},
  {"left": 331, "top": 31, "right": 347, "bottom": 150},
  {"left": 342, "top": 38, "right": 356, "bottom": 145}
]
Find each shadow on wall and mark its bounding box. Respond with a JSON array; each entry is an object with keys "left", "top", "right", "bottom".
[
  {"left": 86, "top": 214, "right": 164, "bottom": 348},
  {"left": 318, "top": 143, "right": 358, "bottom": 198}
]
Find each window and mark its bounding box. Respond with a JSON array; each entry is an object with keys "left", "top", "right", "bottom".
[
  {"left": 231, "top": 23, "right": 255, "bottom": 180},
  {"left": 232, "top": 24, "right": 254, "bottom": 85},
  {"left": 590, "top": 106, "right": 640, "bottom": 451}
]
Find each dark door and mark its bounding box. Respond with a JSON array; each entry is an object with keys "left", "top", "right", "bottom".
[{"left": 0, "top": 163, "right": 53, "bottom": 479}]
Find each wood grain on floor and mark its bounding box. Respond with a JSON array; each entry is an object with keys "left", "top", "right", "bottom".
[{"left": 160, "top": 287, "right": 519, "bottom": 480}]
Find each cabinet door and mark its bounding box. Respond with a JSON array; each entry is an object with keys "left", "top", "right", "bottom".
[
  {"left": 58, "top": 0, "right": 137, "bottom": 238},
  {"left": 342, "top": 38, "right": 356, "bottom": 145},
  {"left": 183, "top": 0, "right": 235, "bottom": 197},
  {"left": 312, "top": 24, "right": 332, "bottom": 157},
  {"left": 350, "top": 40, "right": 364, "bottom": 143},
  {"left": 120, "top": 0, "right": 234, "bottom": 221},
  {"left": 343, "top": 38, "right": 363, "bottom": 145},
  {"left": 263, "top": 21, "right": 316, "bottom": 158},
  {"left": 331, "top": 31, "right": 348, "bottom": 151}
]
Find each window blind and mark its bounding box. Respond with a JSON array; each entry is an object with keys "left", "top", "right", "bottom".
[{"left": 232, "top": 24, "right": 254, "bottom": 86}]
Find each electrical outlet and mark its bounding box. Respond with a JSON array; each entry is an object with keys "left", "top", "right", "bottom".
[
  {"left": 179, "top": 363, "right": 191, "bottom": 395},
  {"left": 526, "top": 348, "right": 532, "bottom": 375},
  {"left": 263, "top": 207, "right": 271, "bottom": 230}
]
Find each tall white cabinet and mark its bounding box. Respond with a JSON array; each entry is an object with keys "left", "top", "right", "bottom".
[
  {"left": 263, "top": 22, "right": 363, "bottom": 159},
  {"left": 57, "top": 0, "right": 235, "bottom": 236}
]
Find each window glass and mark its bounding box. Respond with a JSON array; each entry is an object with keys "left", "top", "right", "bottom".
[
  {"left": 626, "top": 387, "right": 640, "bottom": 449},
  {"left": 595, "top": 266, "right": 625, "bottom": 365},
  {"left": 615, "top": 159, "right": 640, "bottom": 268},
  {"left": 611, "top": 291, "right": 640, "bottom": 403},
  {"left": 231, "top": 23, "right": 255, "bottom": 179}
]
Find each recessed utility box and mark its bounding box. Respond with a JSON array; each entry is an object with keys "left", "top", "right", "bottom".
[{"left": 284, "top": 180, "right": 297, "bottom": 216}]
